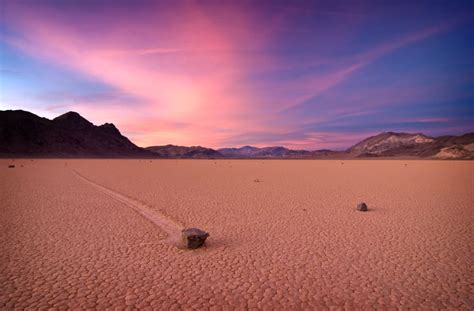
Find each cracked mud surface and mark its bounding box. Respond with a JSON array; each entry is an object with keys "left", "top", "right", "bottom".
[
  {"left": 71, "top": 169, "right": 185, "bottom": 248},
  {"left": 1, "top": 159, "right": 473, "bottom": 309}
]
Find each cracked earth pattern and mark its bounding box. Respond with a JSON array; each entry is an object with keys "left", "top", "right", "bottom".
[{"left": 1, "top": 159, "right": 473, "bottom": 309}]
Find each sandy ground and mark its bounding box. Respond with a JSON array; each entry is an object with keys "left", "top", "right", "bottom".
[{"left": 1, "top": 159, "right": 473, "bottom": 310}]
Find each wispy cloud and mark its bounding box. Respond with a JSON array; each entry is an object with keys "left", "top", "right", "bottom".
[
  {"left": 282, "top": 20, "right": 462, "bottom": 112},
  {"left": 1, "top": 1, "right": 471, "bottom": 148},
  {"left": 413, "top": 117, "right": 451, "bottom": 123},
  {"left": 97, "top": 48, "right": 184, "bottom": 56}
]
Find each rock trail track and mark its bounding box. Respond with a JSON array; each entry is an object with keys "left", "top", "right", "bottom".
[{"left": 71, "top": 169, "right": 185, "bottom": 248}]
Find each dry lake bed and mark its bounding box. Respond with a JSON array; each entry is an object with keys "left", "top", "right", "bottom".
[{"left": 1, "top": 159, "right": 473, "bottom": 309}]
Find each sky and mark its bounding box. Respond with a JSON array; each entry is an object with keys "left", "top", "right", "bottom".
[{"left": 0, "top": 0, "right": 473, "bottom": 150}]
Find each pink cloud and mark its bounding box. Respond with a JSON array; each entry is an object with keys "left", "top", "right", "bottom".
[
  {"left": 414, "top": 117, "right": 451, "bottom": 123},
  {"left": 1, "top": 2, "right": 468, "bottom": 149},
  {"left": 259, "top": 131, "right": 377, "bottom": 150},
  {"left": 2, "top": 2, "right": 280, "bottom": 146}
]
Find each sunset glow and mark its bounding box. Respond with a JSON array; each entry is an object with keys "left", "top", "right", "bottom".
[{"left": 1, "top": 1, "right": 472, "bottom": 149}]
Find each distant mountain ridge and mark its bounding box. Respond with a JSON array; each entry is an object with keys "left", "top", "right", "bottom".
[
  {"left": 1, "top": 110, "right": 472, "bottom": 159},
  {"left": 146, "top": 145, "right": 222, "bottom": 159},
  {"left": 146, "top": 132, "right": 474, "bottom": 159},
  {"left": 218, "top": 146, "right": 312, "bottom": 158}
]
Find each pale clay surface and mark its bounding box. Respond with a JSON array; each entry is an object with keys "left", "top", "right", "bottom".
[{"left": 1, "top": 159, "right": 473, "bottom": 310}]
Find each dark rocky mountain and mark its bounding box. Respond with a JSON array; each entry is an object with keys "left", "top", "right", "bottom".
[
  {"left": 347, "top": 132, "right": 474, "bottom": 159},
  {"left": 0, "top": 110, "right": 152, "bottom": 157},
  {"left": 146, "top": 145, "right": 222, "bottom": 159}
]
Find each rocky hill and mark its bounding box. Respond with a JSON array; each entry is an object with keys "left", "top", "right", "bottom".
[
  {"left": 0, "top": 110, "right": 152, "bottom": 157},
  {"left": 348, "top": 132, "right": 474, "bottom": 159}
]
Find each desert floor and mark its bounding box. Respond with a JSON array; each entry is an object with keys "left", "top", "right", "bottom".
[{"left": 1, "top": 159, "right": 473, "bottom": 310}]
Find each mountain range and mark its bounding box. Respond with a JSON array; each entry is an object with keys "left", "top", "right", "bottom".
[
  {"left": 145, "top": 145, "right": 222, "bottom": 159},
  {"left": 1, "top": 110, "right": 473, "bottom": 159}
]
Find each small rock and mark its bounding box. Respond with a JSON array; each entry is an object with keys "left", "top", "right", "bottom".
[
  {"left": 8, "top": 165, "right": 15, "bottom": 168},
  {"left": 254, "top": 178, "right": 261, "bottom": 183},
  {"left": 182, "top": 228, "right": 209, "bottom": 249},
  {"left": 357, "top": 202, "right": 368, "bottom": 212}
]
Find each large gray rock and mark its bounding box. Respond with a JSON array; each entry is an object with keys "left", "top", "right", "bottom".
[
  {"left": 182, "top": 228, "right": 209, "bottom": 249},
  {"left": 357, "top": 202, "right": 368, "bottom": 212}
]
